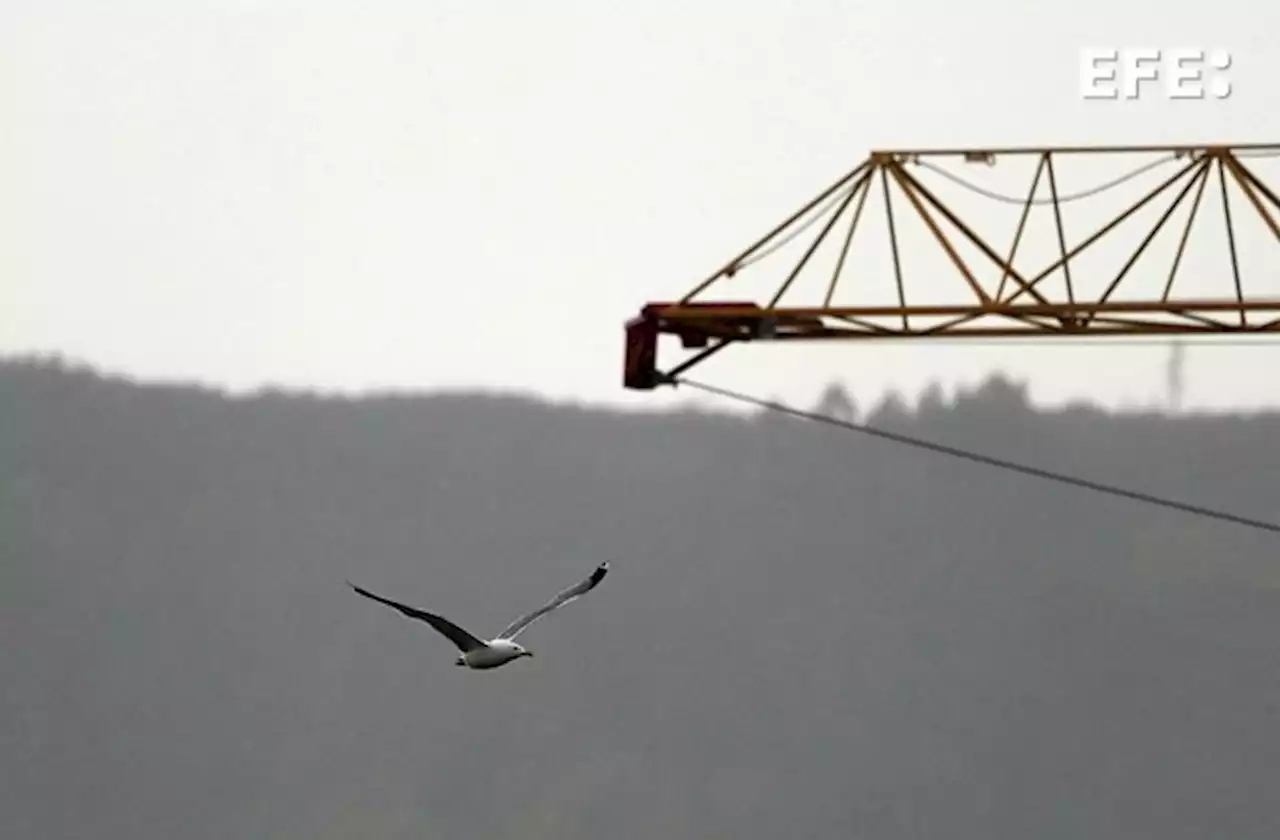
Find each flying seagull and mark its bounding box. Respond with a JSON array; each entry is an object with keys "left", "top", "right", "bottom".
[{"left": 348, "top": 562, "right": 609, "bottom": 670}]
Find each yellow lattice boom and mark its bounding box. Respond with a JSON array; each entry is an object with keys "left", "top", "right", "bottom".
[{"left": 624, "top": 142, "right": 1280, "bottom": 389}]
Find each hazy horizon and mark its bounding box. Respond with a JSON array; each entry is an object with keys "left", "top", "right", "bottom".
[{"left": 6, "top": 357, "right": 1280, "bottom": 840}]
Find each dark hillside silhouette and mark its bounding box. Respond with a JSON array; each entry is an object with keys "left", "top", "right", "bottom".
[{"left": 4, "top": 354, "right": 1280, "bottom": 840}]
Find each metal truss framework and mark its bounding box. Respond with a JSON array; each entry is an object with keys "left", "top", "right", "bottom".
[{"left": 623, "top": 143, "right": 1280, "bottom": 390}]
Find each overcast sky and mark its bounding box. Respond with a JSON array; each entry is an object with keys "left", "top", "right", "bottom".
[{"left": 5, "top": 1, "right": 1280, "bottom": 414}]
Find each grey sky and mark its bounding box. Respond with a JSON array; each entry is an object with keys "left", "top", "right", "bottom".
[{"left": 4, "top": 1, "right": 1279, "bottom": 413}]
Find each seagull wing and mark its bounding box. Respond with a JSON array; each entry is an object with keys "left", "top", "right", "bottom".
[
  {"left": 348, "top": 582, "right": 487, "bottom": 652},
  {"left": 496, "top": 562, "right": 609, "bottom": 641}
]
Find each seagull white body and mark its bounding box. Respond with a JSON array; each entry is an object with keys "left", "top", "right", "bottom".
[
  {"left": 349, "top": 562, "right": 609, "bottom": 671},
  {"left": 456, "top": 639, "right": 528, "bottom": 670}
]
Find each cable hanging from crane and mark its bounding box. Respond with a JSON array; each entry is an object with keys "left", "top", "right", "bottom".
[
  {"left": 673, "top": 376, "right": 1280, "bottom": 536},
  {"left": 917, "top": 146, "right": 1280, "bottom": 207},
  {"left": 914, "top": 154, "right": 1178, "bottom": 207},
  {"left": 627, "top": 142, "right": 1280, "bottom": 532}
]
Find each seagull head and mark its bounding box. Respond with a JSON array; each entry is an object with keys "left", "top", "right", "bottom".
[{"left": 496, "top": 639, "right": 532, "bottom": 658}]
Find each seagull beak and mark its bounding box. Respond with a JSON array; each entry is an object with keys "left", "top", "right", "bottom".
[{"left": 525, "top": 650, "right": 535, "bottom": 657}]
